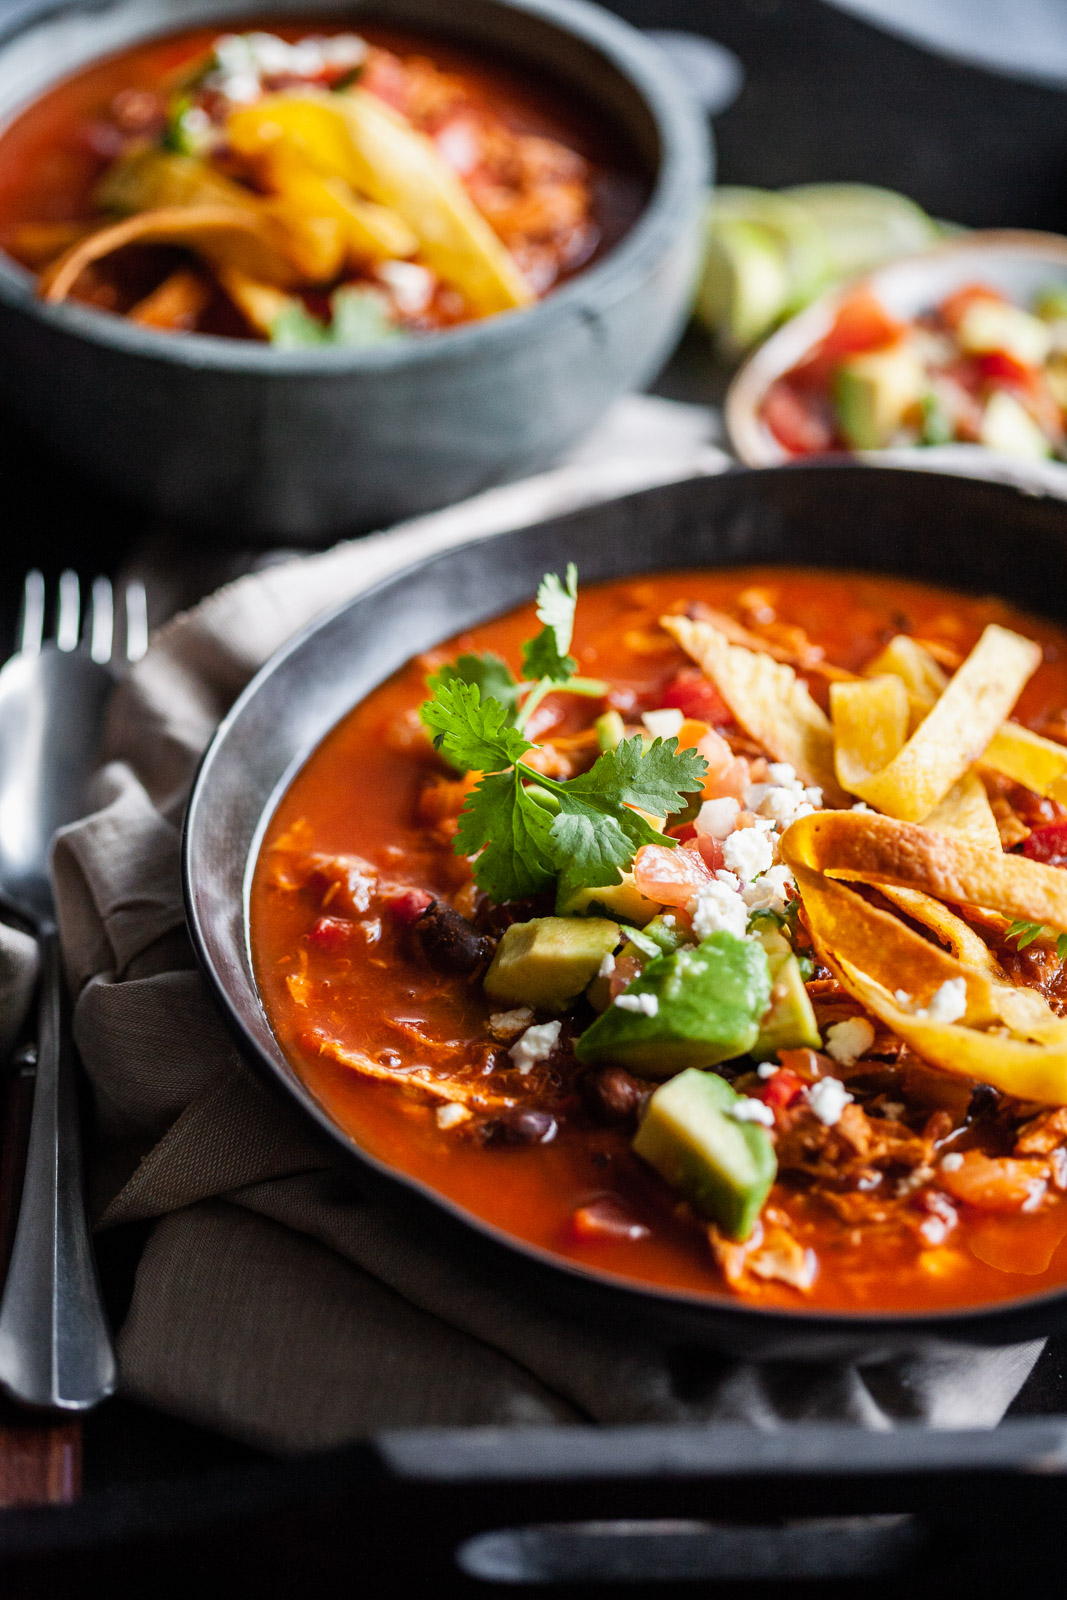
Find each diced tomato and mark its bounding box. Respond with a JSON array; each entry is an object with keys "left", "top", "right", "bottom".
[
  {"left": 1023, "top": 821, "right": 1067, "bottom": 868},
  {"left": 938, "top": 1150, "right": 1048, "bottom": 1213},
  {"left": 308, "top": 916, "right": 358, "bottom": 951},
  {"left": 977, "top": 349, "right": 1038, "bottom": 388},
  {"left": 668, "top": 823, "right": 697, "bottom": 843},
  {"left": 385, "top": 887, "right": 434, "bottom": 926},
  {"left": 687, "top": 833, "right": 724, "bottom": 873},
  {"left": 568, "top": 1197, "right": 651, "bottom": 1243},
  {"left": 608, "top": 953, "right": 645, "bottom": 1000},
  {"left": 658, "top": 668, "right": 732, "bottom": 727},
  {"left": 761, "top": 379, "right": 836, "bottom": 456},
  {"left": 759, "top": 1067, "right": 807, "bottom": 1111},
  {"left": 632, "top": 841, "right": 715, "bottom": 907},
  {"left": 820, "top": 288, "right": 904, "bottom": 361},
  {"left": 939, "top": 282, "right": 1006, "bottom": 332},
  {"left": 696, "top": 729, "right": 750, "bottom": 801}
]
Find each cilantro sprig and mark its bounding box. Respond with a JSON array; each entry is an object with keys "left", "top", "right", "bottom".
[
  {"left": 420, "top": 675, "right": 708, "bottom": 904},
  {"left": 427, "top": 566, "right": 606, "bottom": 750},
  {"left": 1007, "top": 919, "right": 1067, "bottom": 963}
]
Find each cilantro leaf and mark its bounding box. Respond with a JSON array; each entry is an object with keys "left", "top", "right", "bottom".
[
  {"left": 1006, "top": 919, "right": 1067, "bottom": 963},
  {"left": 454, "top": 770, "right": 557, "bottom": 903},
  {"left": 430, "top": 652, "right": 519, "bottom": 712},
  {"left": 522, "top": 563, "right": 579, "bottom": 684},
  {"left": 420, "top": 677, "right": 532, "bottom": 774},
  {"left": 564, "top": 736, "right": 709, "bottom": 821}
]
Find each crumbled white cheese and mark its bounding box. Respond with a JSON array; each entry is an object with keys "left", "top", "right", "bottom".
[
  {"left": 377, "top": 260, "right": 434, "bottom": 315},
  {"left": 824, "top": 1017, "right": 875, "bottom": 1066},
  {"left": 661, "top": 914, "right": 676, "bottom": 927},
  {"left": 436, "top": 1102, "right": 471, "bottom": 1130},
  {"left": 715, "top": 869, "right": 741, "bottom": 892},
  {"left": 695, "top": 796, "right": 740, "bottom": 839},
  {"left": 489, "top": 1006, "right": 535, "bottom": 1040},
  {"left": 1023, "top": 1178, "right": 1048, "bottom": 1213},
  {"left": 508, "top": 1020, "right": 561, "bottom": 1074},
  {"left": 757, "top": 1063, "right": 780, "bottom": 1079},
  {"left": 807, "top": 1076, "right": 853, "bottom": 1126},
  {"left": 919, "top": 1214, "right": 951, "bottom": 1246},
  {"left": 766, "top": 762, "right": 797, "bottom": 785},
  {"left": 741, "top": 865, "right": 795, "bottom": 915},
  {"left": 597, "top": 952, "right": 616, "bottom": 979},
  {"left": 939, "top": 1152, "right": 964, "bottom": 1172},
  {"left": 894, "top": 990, "right": 912, "bottom": 1007},
  {"left": 723, "top": 826, "right": 774, "bottom": 882},
  {"left": 642, "top": 708, "right": 685, "bottom": 740},
  {"left": 915, "top": 978, "right": 967, "bottom": 1024},
  {"left": 728, "top": 1096, "right": 776, "bottom": 1127},
  {"left": 687, "top": 881, "right": 748, "bottom": 940},
  {"left": 852, "top": 801, "right": 873, "bottom": 813},
  {"left": 614, "top": 991, "right": 659, "bottom": 1017}
]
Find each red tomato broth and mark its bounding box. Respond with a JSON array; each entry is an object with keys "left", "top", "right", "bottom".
[
  {"left": 250, "top": 569, "right": 1067, "bottom": 1314},
  {"left": 0, "top": 16, "right": 647, "bottom": 334}
]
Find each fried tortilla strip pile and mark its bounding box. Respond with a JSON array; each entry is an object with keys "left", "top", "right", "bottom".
[
  {"left": 661, "top": 615, "right": 847, "bottom": 804},
  {"left": 780, "top": 812, "right": 1067, "bottom": 1105},
  {"left": 831, "top": 624, "right": 1041, "bottom": 821}
]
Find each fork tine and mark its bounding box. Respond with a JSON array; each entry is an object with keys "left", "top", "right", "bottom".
[
  {"left": 56, "top": 570, "right": 80, "bottom": 653},
  {"left": 89, "top": 576, "right": 114, "bottom": 665},
  {"left": 124, "top": 579, "right": 148, "bottom": 663},
  {"left": 18, "top": 570, "right": 45, "bottom": 656}
]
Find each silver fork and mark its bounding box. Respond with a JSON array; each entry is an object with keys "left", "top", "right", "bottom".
[{"left": 0, "top": 571, "right": 147, "bottom": 1411}]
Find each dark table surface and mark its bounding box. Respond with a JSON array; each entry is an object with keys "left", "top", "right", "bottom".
[{"left": 2, "top": 0, "right": 1067, "bottom": 1592}]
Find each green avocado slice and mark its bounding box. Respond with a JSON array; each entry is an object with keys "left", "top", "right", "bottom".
[
  {"left": 574, "top": 931, "right": 771, "bottom": 1077},
  {"left": 633, "top": 1068, "right": 776, "bottom": 1240}
]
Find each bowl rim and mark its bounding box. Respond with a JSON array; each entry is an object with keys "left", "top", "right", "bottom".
[
  {"left": 725, "top": 227, "right": 1067, "bottom": 469},
  {"left": 183, "top": 460, "right": 1067, "bottom": 1344},
  {"left": 0, "top": 0, "right": 709, "bottom": 372}
]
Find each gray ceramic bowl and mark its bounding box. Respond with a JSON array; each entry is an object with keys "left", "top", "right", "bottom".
[{"left": 0, "top": 0, "right": 708, "bottom": 542}]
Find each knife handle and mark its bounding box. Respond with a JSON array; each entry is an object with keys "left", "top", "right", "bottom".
[{"left": 0, "top": 927, "right": 116, "bottom": 1410}]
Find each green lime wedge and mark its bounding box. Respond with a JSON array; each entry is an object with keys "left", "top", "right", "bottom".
[
  {"left": 782, "top": 183, "right": 941, "bottom": 277},
  {"left": 695, "top": 213, "right": 793, "bottom": 356},
  {"left": 711, "top": 187, "right": 831, "bottom": 310}
]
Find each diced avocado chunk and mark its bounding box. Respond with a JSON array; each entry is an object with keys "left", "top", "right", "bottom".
[
  {"left": 574, "top": 931, "right": 772, "bottom": 1077},
  {"left": 557, "top": 872, "right": 661, "bottom": 926},
  {"left": 956, "top": 300, "right": 1051, "bottom": 367},
  {"left": 484, "top": 916, "right": 619, "bottom": 1011},
  {"left": 1035, "top": 284, "right": 1067, "bottom": 324},
  {"left": 833, "top": 340, "right": 925, "bottom": 450},
  {"left": 633, "top": 1068, "right": 776, "bottom": 1240},
  {"left": 622, "top": 914, "right": 688, "bottom": 961},
  {"left": 595, "top": 709, "right": 626, "bottom": 752},
  {"left": 979, "top": 390, "right": 1051, "bottom": 461},
  {"left": 750, "top": 925, "right": 820, "bottom": 1059}
]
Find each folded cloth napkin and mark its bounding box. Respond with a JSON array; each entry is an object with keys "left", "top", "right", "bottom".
[{"left": 20, "top": 396, "right": 1046, "bottom": 1451}]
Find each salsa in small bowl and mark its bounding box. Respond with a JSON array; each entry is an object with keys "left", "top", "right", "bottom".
[{"left": 726, "top": 231, "right": 1067, "bottom": 471}]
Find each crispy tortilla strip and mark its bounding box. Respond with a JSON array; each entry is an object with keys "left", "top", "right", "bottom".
[
  {"left": 661, "top": 615, "right": 847, "bottom": 803},
  {"left": 832, "top": 958, "right": 1067, "bottom": 1106},
  {"left": 828, "top": 625, "right": 1040, "bottom": 820},
  {"left": 309, "top": 1032, "right": 517, "bottom": 1110},
  {"left": 863, "top": 634, "right": 948, "bottom": 709},
  {"left": 780, "top": 809, "right": 1067, "bottom": 931},
  {"left": 38, "top": 206, "right": 299, "bottom": 303},
  {"left": 922, "top": 771, "right": 1002, "bottom": 851},
  {"left": 228, "top": 92, "right": 534, "bottom": 314},
  {"left": 792, "top": 863, "right": 999, "bottom": 1022},
  {"left": 128, "top": 265, "right": 212, "bottom": 329},
  {"left": 675, "top": 606, "right": 854, "bottom": 680},
  {"left": 981, "top": 720, "right": 1067, "bottom": 800},
  {"left": 213, "top": 265, "right": 293, "bottom": 336},
  {"left": 831, "top": 675, "right": 908, "bottom": 797},
  {"left": 875, "top": 884, "right": 1003, "bottom": 974}
]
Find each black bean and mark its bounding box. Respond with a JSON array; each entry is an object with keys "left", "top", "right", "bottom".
[
  {"left": 582, "top": 1065, "right": 646, "bottom": 1127},
  {"left": 415, "top": 899, "right": 494, "bottom": 973},
  {"left": 483, "top": 1109, "right": 559, "bottom": 1146}
]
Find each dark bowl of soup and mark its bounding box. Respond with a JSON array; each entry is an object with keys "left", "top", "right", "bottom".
[{"left": 0, "top": 0, "right": 708, "bottom": 541}]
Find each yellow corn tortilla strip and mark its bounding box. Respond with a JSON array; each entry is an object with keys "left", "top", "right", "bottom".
[
  {"left": 863, "top": 634, "right": 948, "bottom": 708},
  {"left": 311, "top": 1034, "right": 517, "bottom": 1110},
  {"left": 38, "top": 206, "right": 300, "bottom": 303},
  {"left": 922, "top": 771, "right": 1003, "bottom": 851},
  {"left": 830, "top": 675, "right": 908, "bottom": 797},
  {"left": 981, "top": 721, "right": 1067, "bottom": 800},
  {"left": 832, "top": 958, "right": 1067, "bottom": 1106},
  {"left": 875, "top": 884, "right": 1003, "bottom": 974},
  {"left": 229, "top": 92, "right": 534, "bottom": 315},
  {"left": 829, "top": 624, "right": 1041, "bottom": 820},
  {"left": 660, "top": 615, "right": 847, "bottom": 804},
  {"left": 780, "top": 809, "right": 1067, "bottom": 931}
]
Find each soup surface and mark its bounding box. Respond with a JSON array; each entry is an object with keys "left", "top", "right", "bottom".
[
  {"left": 0, "top": 16, "right": 646, "bottom": 339},
  {"left": 251, "top": 568, "right": 1067, "bottom": 1314}
]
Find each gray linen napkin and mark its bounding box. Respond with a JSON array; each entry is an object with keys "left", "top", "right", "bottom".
[{"left": 18, "top": 396, "right": 1046, "bottom": 1450}]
